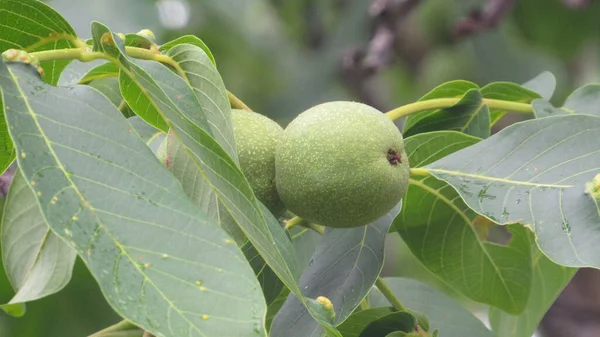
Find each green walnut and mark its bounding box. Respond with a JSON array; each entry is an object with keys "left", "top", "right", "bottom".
[
  {"left": 231, "top": 109, "right": 286, "bottom": 217},
  {"left": 275, "top": 101, "right": 410, "bottom": 228}
]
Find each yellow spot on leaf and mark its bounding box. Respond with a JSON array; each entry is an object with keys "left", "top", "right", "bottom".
[
  {"left": 31, "top": 181, "right": 36, "bottom": 187},
  {"left": 199, "top": 286, "right": 206, "bottom": 291},
  {"left": 225, "top": 239, "right": 232, "bottom": 244},
  {"left": 202, "top": 315, "right": 209, "bottom": 320},
  {"left": 195, "top": 281, "right": 202, "bottom": 286},
  {"left": 162, "top": 254, "right": 169, "bottom": 258},
  {"left": 20, "top": 152, "right": 26, "bottom": 159},
  {"left": 36, "top": 191, "right": 42, "bottom": 197},
  {"left": 72, "top": 216, "right": 78, "bottom": 221},
  {"left": 144, "top": 263, "right": 151, "bottom": 269}
]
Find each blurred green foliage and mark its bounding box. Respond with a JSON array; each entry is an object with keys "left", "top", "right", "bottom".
[{"left": 1, "top": 0, "right": 600, "bottom": 336}]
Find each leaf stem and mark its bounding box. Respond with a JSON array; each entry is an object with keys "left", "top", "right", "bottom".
[
  {"left": 284, "top": 216, "right": 306, "bottom": 230},
  {"left": 385, "top": 97, "right": 533, "bottom": 121},
  {"left": 31, "top": 48, "right": 106, "bottom": 62},
  {"left": 228, "top": 91, "right": 253, "bottom": 111},
  {"left": 307, "top": 223, "right": 325, "bottom": 235},
  {"left": 375, "top": 277, "right": 406, "bottom": 312},
  {"left": 410, "top": 168, "right": 431, "bottom": 177}
]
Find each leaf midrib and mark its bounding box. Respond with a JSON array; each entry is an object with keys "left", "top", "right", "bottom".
[{"left": 426, "top": 168, "right": 571, "bottom": 188}]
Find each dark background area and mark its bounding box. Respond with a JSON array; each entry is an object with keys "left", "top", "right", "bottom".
[{"left": 2, "top": 0, "right": 600, "bottom": 336}]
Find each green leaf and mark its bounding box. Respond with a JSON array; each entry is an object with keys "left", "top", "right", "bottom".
[
  {"left": 243, "top": 226, "right": 322, "bottom": 307},
  {"left": 78, "top": 62, "right": 119, "bottom": 84},
  {"left": 403, "top": 80, "right": 479, "bottom": 136},
  {"left": 243, "top": 240, "right": 283, "bottom": 305},
  {"left": 266, "top": 288, "right": 290, "bottom": 332},
  {"left": 1, "top": 169, "right": 75, "bottom": 317},
  {"left": 127, "top": 116, "right": 163, "bottom": 146},
  {"left": 532, "top": 99, "right": 570, "bottom": 118},
  {"left": 489, "top": 243, "right": 576, "bottom": 337},
  {"left": 338, "top": 307, "right": 394, "bottom": 337},
  {"left": 385, "top": 332, "right": 408, "bottom": 337},
  {"left": 403, "top": 89, "right": 490, "bottom": 139},
  {"left": 0, "top": 0, "right": 78, "bottom": 85},
  {"left": 270, "top": 203, "right": 401, "bottom": 337},
  {"left": 358, "top": 312, "right": 416, "bottom": 337},
  {"left": 166, "top": 44, "right": 237, "bottom": 161},
  {"left": 423, "top": 114, "right": 600, "bottom": 268},
  {"left": 96, "top": 22, "right": 340, "bottom": 335},
  {"left": 481, "top": 82, "right": 541, "bottom": 125},
  {"left": 563, "top": 84, "right": 600, "bottom": 117},
  {"left": 522, "top": 71, "right": 556, "bottom": 100},
  {"left": 0, "top": 61, "right": 266, "bottom": 337},
  {"left": 397, "top": 131, "right": 533, "bottom": 314},
  {"left": 369, "top": 278, "right": 494, "bottom": 337},
  {"left": 125, "top": 33, "right": 154, "bottom": 49},
  {"left": 159, "top": 35, "right": 217, "bottom": 67}
]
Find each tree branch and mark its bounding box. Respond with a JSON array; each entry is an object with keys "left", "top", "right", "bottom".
[
  {"left": 453, "top": 0, "right": 517, "bottom": 39},
  {"left": 341, "top": 0, "right": 424, "bottom": 110}
]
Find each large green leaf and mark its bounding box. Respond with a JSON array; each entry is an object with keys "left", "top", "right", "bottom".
[
  {"left": 0, "top": 0, "right": 78, "bottom": 85},
  {"left": 423, "top": 115, "right": 600, "bottom": 268},
  {"left": 1, "top": 168, "right": 76, "bottom": 317},
  {"left": 166, "top": 43, "right": 237, "bottom": 161},
  {"left": 489, "top": 243, "right": 576, "bottom": 337},
  {"left": 270, "top": 203, "right": 401, "bottom": 337},
  {"left": 368, "top": 278, "right": 494, "bottom": 337},
  {"left": 563, "top": 84, "right": 600, "bottom": 117},
  {"left": 0, "top": 61, "right": 265, "bottom": 337},
  {"left": 92, "top": 22, "right": 340, "bottom": 335},
  {"left": 396, "top": 131, "right": 532, "bottom": 314}
]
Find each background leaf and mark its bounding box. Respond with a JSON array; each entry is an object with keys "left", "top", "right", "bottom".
[
  {"left": 424, "top": 114, "right": 600, "bottom": 268},
  {"left": 358, "top": 311, "right": 416, "bottom": 337},
  {"left": 270, "top": 203, "right": 401, "bottom": 337},
  {"left": 0, "top": 0, "right": 78, "bottom": 85},
  {"left": 489, "top": 244, "right": 576, "bottom": 337},
  {"left": 337, "top": 307, "right": 394, "bottom": 337},
  {"left": 0, "top": 61, "right": 266, "bottom": 337},
  {"left": 521, "top": 71, "right": 556, "bottom": 100},
  {"left": 563, "top": 84, "right": 600, "bottom": 117},
  {"left": 368, "top": 278, "right": 494, "bottom": 337},
  {"left": 396, "top": 131, "right": 532, "bottom": 314},
  {"left": 1, "top": 169, "right": 76, "bottom": 317}
]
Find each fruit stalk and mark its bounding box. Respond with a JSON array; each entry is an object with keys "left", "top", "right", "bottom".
[
  {"left": 385, "top": 97, "right": 533, "bottom": 121},
  {"left": 375, "top": 277, "right": 407, "bottom": 312}
]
